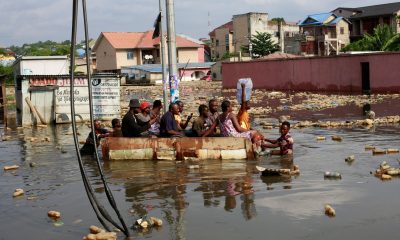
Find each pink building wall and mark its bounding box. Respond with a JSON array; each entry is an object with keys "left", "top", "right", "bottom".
[
  {"left": 198, "top": 46, "right": 205, "bottom": 63},
  {"left": 222, "top": 52, "right": 400, "bottom": 93}
]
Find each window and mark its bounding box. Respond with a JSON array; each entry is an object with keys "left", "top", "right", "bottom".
[
  {"left": 225, "top": 34, "right": 229, "bottom": 45},
  {"left": 127, "top": 51, "right": 134, "bottom": 60},
  {"left": 226, "top": 46, "right": 229, "bottom": 51},
  {"left": 340, "top": 27, "right": 344, "bottom": 35},
  {"left": 216, "top": 39, "right": 219, "bottom": 46}
]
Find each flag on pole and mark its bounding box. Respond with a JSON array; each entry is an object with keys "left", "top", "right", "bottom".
[{"left": 152, "top": 13, "right": 162, "bottom": 39}]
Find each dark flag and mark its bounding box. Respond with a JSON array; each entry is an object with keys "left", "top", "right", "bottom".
[{"left": 152, "top": 13, "right": 162, "bottom": 39}]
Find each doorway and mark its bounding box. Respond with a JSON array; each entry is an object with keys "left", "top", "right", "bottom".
[{"left": 361, "top": 62, "right": 370, "bottom": 95}]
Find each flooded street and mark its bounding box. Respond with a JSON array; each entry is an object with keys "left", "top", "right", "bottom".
[
  {"left": 1, "top": 82, "right": 400, "bottom": 239},
  {"left": 1, "top": 121, "right": 400, "bottom": 239}
]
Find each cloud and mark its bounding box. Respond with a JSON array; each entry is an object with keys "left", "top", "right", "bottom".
[{"left": 0, "top": 0, "right": 394, "bottom": 46}]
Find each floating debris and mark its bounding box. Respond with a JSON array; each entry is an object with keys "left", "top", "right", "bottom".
[
  {"left": 149, "top": 217, "right": 163, "bottom": 227},
  {"left": 90, "top": 225, "right": 104, "bottom": 234},
  {"left": 83, "top": 226, "right": 117, "bottom": 240},
  {"left": 381, "top": 174, "right": 392, "bottom": 180},
  {"left": 44, "top": 137, "right": 51, "bottom": 142},
  {"left": 256, "top": 166, "right": 298, "bottom": 176},
  {"left": 4, "top": 165, "right": 19, "bottom": 171},
  {"left": 331, "top": 135, "right": 343, "bottom": 141},
  {"left": 134, "top": 216, "right": 164, "bottom": 231},
  {"left": 291, "top": 165, "right": 301, "bottom": 175},
  {"left": 373, "top": 161, "right": 400, "bottom": 180},
  {"left": 316, "top": 136, "right": 326, "bottom": 141},
  {"left": 373, "top": 148, "right": 386, "bottom": 155},
  {"left": 324, "top": 171, "right": 342, "bottom": 179},
  {"left": 345, "top": 155, "right": 355, "bottom": 162},
  {"left": 324, "top": 205, "right": 336, "bottom": 217},
  {"left": 387, "top": 148, "right": 399, "bottom": 154},
  {"left": 13, "top": 188, "right": 24, "bottom": 197},
  {"left": 48, "top": 210, "right": 61, "bottom": 219},
  {"left": 29, "top": 162, "right": 36, "bottom": 168},
  {"left": 365, "top": 145, "right": 375, "bottom": 151},
  {"left": 135, "top": 218, "right": 149, "bottom": 229},
  {"left": 53, "top": 221, "right": 64, "bottom": 227}
]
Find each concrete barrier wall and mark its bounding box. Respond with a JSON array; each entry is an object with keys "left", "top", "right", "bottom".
[{"left": 222, "top": 52, "right": 400, "bottom": 93}]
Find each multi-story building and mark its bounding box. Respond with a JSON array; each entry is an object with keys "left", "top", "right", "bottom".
[
  {"left": 209, "top": 21, "right": 234, "bottom": 60},
  {"left": 299, "top": 13, "right": 351, "bottom": 56},
  {"left": 93, "top": 30, "right": 204, "bottom": 73},
  {"left": 209, "top": 12, "right": 300, "bottom": 60},
  {"left": 333, "top": 2, "right": 400, "bottom": 41}
]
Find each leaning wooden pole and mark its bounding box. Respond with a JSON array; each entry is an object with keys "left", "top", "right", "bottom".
[{"left": 25, "top": 97, "right": 46, "bottom": 125}]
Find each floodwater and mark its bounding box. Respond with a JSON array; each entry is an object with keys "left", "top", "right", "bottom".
[{"left": 1, "top": 119, "right": 400, "bottom": 240}]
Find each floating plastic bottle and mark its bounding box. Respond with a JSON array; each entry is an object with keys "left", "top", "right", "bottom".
[
  {"left": 324, "top": 171, "right": 342, "bottom": 179},
  {"left": 236, "top": 78, "right": 253, "bottom": 104}
]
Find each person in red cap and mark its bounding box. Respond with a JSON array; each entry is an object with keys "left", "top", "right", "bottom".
[
  {"left": 136, "top": 101, "right": 152, "bottom": 123},
  {"left": 122, "top": 99, "right": 157, "bottom": 138}
]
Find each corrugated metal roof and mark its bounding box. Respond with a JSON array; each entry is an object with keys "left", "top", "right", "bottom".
[
  {"left": 20, "top": 56, "right": 68, "bottom": 60},
  {"left": 310, "top": 13, "right": 333, "bottom": 23},
  {"left": 350, "top": 2, "right": 400, "bottom": 19},
  {"left": 327, "top": 16, "right": 344, "bottom": 25},
  {"left": 299, "top": 13, "right": 349, "bottom": 26}
]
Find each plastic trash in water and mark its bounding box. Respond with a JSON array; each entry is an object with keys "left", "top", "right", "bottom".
[
  {"left": 324, "top": 171, "right": 342, "bottom": 179},
  {"left": 236, "top": 78, "right": 253, "bottom": 104}
]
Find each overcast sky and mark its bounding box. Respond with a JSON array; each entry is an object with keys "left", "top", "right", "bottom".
[{"left": 0, "top": 0, "right": 397, "bottom": 47}]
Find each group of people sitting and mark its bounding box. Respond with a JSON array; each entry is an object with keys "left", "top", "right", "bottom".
[{"left": 80, "top": 84, "right": 293, "bottom": 156}]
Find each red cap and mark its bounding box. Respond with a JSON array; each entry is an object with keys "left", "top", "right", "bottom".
[{"left": 140, "top": 101, "right": 151, "bottom": 110}]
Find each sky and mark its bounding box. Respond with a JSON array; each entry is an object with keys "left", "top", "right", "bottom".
[{"left": 0, "top": 0, "right": 397, "bottom": 47}]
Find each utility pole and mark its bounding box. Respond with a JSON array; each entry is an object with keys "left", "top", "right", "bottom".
[
  {"left": 165, "top": 0, "right": 179, "bottom": 103},
  {"left": 159, "top": 0, "right": 168, "bottom": 113}
]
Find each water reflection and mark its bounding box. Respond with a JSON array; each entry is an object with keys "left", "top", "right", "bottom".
[
  {"left": 2, "top": 121, "right": 400, "bottom": 239},
  {"left": 104, "top": 157, "right": 276, "bottom": 237}
]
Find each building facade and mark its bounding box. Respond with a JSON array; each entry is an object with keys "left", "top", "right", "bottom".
[
  {"left": 333, "top": 2, "right": 400, "bottom": 41},
  {"left": 93, "top": 31, "right": 204, "bottom": 73},
  {"left": 209, "top": 12, "right": 300, "bottom": 60},
  {"left": 209, "top": 21, "right": 234, "bottom": 60},
  {"left": 299, "top": 13, "right": 351, "bottom": 56}
]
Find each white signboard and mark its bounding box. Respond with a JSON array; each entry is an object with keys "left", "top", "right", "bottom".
[{"left": 54, "top": 77, "right": 120, "bottom": 123}]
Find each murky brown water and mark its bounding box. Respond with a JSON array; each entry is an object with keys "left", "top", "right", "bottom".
[{"left": 1, "top": 117, "right": 400, "bottom": 239}]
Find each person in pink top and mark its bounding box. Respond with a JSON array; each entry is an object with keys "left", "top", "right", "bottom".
[{"left": 213, "top": 100, "right": 262, "bottom": 143}]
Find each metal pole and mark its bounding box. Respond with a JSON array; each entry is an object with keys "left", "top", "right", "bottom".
[
  {"left": 165, "top": 0, "right": 179, "bottom": 103},
  {"left": 159, "top": 0, "right": 168, "bottom": 113}
]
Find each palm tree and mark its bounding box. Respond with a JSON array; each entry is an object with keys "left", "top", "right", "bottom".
[{"left": 342, "top": 24, "right": 400, "bottom": 52}]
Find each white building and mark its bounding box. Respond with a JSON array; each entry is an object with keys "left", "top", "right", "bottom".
[{"left": 13, "top": 56, "right": 69, "bottom": 76}]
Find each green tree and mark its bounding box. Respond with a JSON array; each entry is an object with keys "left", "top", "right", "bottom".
[
  {"left": 0, "top": 64, "right": 14, "bottom": 85},
  {"left": 9, "top": 40, "right": 75, "bottom": 57},
  {"left": 242, "top": 31, "right": 280, "bottom": 58},
  {"left": 342, "top": 24, "right": 400, "bottom": 52}
]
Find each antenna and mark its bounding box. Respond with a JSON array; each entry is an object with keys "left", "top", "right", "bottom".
[{"left": 208, "top": 11, "right": 211, "bottom": 34}]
